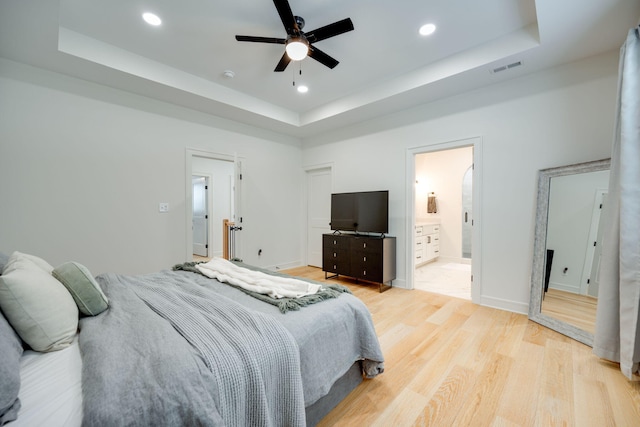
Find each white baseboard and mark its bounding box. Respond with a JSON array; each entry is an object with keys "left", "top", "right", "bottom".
[
  {"left": 548, "top": 281, "right": 580, "bottom": 294},
  {"left": 390, "top": 278, "right": 408, "bottom": 289},
  {"left": 267, "top": 260, "right": 303, "bottom": 272},
  {"left": 480, "top": 295, "right": 529, "bottom": 315}
]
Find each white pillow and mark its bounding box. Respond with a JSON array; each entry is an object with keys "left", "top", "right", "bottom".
[
  {"left": 2, "top": 251, "right": 54, "bottom": 274},
  {"left": 0, "top": 252, "right": 78, "bottom": 352}
]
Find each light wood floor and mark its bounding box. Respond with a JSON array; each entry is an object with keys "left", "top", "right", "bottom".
[
  {"left": 283, "top": 266, "right": 640, "bottom": 427},
  {"left": 541, "top": 288, "right": 597, "bottom": 334}
]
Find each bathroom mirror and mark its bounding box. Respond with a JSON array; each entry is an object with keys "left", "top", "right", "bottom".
[{"left": 529, "top": 158, "right": 610, "bottom": 346}]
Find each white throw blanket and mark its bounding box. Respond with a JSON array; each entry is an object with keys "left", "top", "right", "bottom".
[{"left": 196, "top": 258, "right": 322, "bottom": 299}]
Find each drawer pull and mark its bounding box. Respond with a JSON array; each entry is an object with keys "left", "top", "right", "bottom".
[
  {"left": 363, "top": 270, "right": 367, "bottom": 276},
  {"left": 363, "top": 256, "right": 367, "bottom": 262},
  {"left": 333, "top": 253, "right": 337, "bottom": 257},
  {"left": 363, "top": 243, "right": 367, "bottom": 248}
]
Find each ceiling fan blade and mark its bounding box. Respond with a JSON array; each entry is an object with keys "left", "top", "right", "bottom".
[
  {"left": 305, "top": 18, "right": 354, "bottom": 43},
  {"left": 308, "top": 45, "right": 339, "bottom": 69},
  {"left": 274, "top": 52, "right": 292, "bottom": 72},
  {"left": 273, "top": 0, "right": 298, "bottom": 35},
  {"left": 235, "top": 35, "right": 286, "bottom": 44}
]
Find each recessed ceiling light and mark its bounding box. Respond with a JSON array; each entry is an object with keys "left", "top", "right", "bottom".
[
  {"left": 142, "top": 12, "right": 162, "bottom": 26},
  {"left": 419, "top": 23, "right": 436, "bottom": 36},
  {"left": 297, "top": 85, "right": 309, "bottom": 94}
]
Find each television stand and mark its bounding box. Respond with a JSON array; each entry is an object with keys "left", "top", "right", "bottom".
[{"left": 322, "top": 233, "right": 396, "bottom": 293}]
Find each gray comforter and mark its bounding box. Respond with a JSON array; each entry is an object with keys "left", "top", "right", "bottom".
[{"left": 79, "top": 268, "right": 384, "bottom": 426}]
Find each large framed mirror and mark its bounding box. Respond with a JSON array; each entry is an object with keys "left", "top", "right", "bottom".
[{"left": 529, "top": 158, "right": 610, "bottom": 346}]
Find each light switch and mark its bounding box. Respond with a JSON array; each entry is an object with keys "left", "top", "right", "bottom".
[{"left": 159, "top": 203, "right": 169, "bottom": 213}]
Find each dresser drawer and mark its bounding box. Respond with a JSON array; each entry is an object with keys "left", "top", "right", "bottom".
[
  {"left": 323, "top": 234, "right": 350, "bottom": 249},
  {"left": 324, "top": 260, "right": 350, "bottom": 275},
  {"left": 350, "top": 261, "right": 382, "bottom": 283},
  {"left": 352, "top": 237, "right": 383, "bottom": 255}
]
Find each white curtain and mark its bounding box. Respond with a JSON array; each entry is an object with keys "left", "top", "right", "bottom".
[{"left": 593, "top": 27, "right": 640, "bottom": 379}]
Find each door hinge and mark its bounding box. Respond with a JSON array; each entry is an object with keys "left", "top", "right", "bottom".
[
  {"left": 205, "top": 244, "right": 208, "bottom": 249},
  {"left": 239, "top": 173, "right": 243, "bottom": 180},
  {"left": 587, "top": 279, "right": 590, "bottom": 284},
  {"left": 205, "top": 215, "right": 208, "bottom": 219},
  {"left": 593, "top": 241, "right": 597, "bottom": 247},
  {"left": 240, "top": 217, "right": 243, "bottom": 223},
  {"left": 205, "top": 185, "right": 208, "bottom": 190},
  {"left": 471, "top": 275, "right": 473, "bottom": 282}
]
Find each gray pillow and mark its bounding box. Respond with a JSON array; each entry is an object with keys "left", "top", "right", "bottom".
[
  {"left": 0, "top": 309, "right": 23, "bottom": 424},
  {"left": 52, "top": 262, "right": 109, "bottom": 316},
  {"left": 0, "top": 252, "right": 9, "bottom": 274}
]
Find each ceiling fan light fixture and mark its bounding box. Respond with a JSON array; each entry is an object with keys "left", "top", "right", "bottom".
[{"left": 285, "top": 37, "right": 309, "bottom": 61}]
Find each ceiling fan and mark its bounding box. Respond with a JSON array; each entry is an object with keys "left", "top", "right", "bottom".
[{"left": 235, "top": 0, "right": 354, "bottom": 72}]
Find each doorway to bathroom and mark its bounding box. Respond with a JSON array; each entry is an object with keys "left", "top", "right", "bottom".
[{"left": 411, "top": 143, "right": 476, "bottom": 300}]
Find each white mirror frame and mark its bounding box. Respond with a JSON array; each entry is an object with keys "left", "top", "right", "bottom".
[{"left": 528, "top": 158, "right": 611, "bottom": 346}]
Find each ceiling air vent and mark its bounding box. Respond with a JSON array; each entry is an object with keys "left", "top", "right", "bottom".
[{"left": 491, "top": 60, "right": 523, "bottom": 74}]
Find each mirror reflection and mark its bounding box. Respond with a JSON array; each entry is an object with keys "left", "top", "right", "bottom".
[
  {"left": 541, "top": 169, "right": 609, "bottom": 334},
  {"left": 529, "top": 158, "right": 610, "bottom": 346}
]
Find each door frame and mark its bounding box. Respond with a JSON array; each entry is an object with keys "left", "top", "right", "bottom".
[
  {"left": 580, "top": 189, "right": 608, "bottom": 295},
  {"left": 185, "top": 148, "right": 241, "bottom": 262},
  {"left": 406, "top": 137, "right": 483, "bottom": 303}
]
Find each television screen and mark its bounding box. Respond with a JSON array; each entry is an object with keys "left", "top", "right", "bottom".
[
  {"left": 330, "top": 191, "right": 389, "bottom": 234},
  {"left": 330, "top": 193, "right": 357, "bottom": 231},
  {"left": 357, "top": 191, "right": 389, "bottom": 233}
]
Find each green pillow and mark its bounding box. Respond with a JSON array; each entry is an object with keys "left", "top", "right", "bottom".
[{"left": 52, "top": 262, "right": 109, "bottom": 316}]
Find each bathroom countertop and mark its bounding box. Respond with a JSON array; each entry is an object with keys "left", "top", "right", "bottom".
[{"left": 416, "top": 219, "right": 440, "bottom": 226}]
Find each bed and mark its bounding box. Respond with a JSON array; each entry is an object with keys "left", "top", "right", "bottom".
[{"left": 0, "top": 251, "right": 384, "bottom": 426}]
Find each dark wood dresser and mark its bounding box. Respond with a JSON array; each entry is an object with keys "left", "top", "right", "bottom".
[{"left": 322, "top": 233, "right": 396, "bottom": 292}]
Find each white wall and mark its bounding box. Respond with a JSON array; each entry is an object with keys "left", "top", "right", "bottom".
[
  {"left": 0, "top": 50, "right": 619, "bottom": 314},
  {"left": 301, "top": 51, "right": 618, "bottom": 313},
  {"left": 0, "top": 60, "right": 304, "bottom": 275}
]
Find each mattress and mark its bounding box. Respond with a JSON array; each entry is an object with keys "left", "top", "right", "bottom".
[{"left": 15, "top": 339, "right": 82, "bottom": 426}]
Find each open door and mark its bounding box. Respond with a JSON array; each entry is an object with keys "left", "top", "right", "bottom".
[{"left": 192, "top": 175, "right": 209, "bottom": 257}]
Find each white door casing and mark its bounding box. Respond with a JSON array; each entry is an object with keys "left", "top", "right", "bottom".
[{"left": 186, "top": 149, "right": 240, "bottom": 262}]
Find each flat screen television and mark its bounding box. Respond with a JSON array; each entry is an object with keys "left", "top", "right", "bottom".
[{"left": 330, "top": 190, "right": 389, "bottom": 234}]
